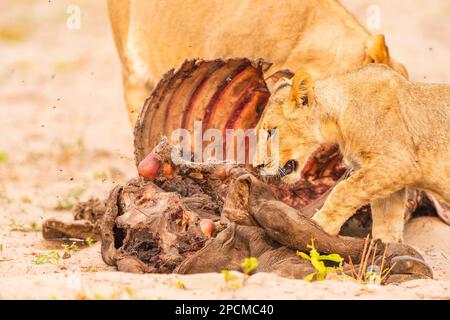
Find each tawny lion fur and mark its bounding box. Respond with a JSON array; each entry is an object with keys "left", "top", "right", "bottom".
[
  {"left": 255, "top": 64, "right": 450, "bottom": 243},
  {"left": 108, "top": 0, "right": 406, "bottom": 125}
]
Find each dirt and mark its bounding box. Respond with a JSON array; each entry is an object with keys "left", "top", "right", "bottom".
[{"left": 0, "top": 0, "right": 449, "bottom": 299}]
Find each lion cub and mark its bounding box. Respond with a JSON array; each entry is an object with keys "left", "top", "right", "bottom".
[{"left": 255, "top": 64, "right": 450, "bottom": 243}]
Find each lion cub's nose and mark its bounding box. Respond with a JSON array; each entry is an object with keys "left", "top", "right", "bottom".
[{"left": 281, "top": 160, "right": 298, "bottom": 176}]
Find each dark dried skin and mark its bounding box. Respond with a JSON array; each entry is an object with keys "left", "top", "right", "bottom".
[
  {"left": 99, "top": 153, "right": 432, "bottom": 281},
  {"left": 42, "top": 198, "right": 105, "bottom": 241},
  {"left": 100, "top": 178, "right": 226, "bottom": 274},
  {"left": 42, "top": 219, "right": 100, "bottom": 241},
  {"left": 175, "top": 224, "right": 316, "bottom": 279}
]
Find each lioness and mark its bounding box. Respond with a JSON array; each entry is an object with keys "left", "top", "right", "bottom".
[
  {"left": 255, "top": 64, "right": 450, "bottom": 243},
  {"left": 108, "top": 0, "right": 406, "bottom": 126}
]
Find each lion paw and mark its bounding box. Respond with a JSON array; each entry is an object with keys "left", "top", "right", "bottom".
[{"left": 311, "top": 212, "right": 341, "bottom": 236}]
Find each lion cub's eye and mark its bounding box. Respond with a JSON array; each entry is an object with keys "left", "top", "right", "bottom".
[
  {"left": 301, "top": 95, "right": 308, "bottom": 106},
  {"left": 267, "top": 127, "right": 277, "bottom": 139}
]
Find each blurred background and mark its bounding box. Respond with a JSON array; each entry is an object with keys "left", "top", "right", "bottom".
[{"left": 0, "top": 0, "right": 448, "bottom": 297}]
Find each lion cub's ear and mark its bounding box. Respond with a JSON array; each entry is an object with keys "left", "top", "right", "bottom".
[
  {"left": 288, "top": 70, "right": 314, "bottom": 109},
  {"left": 365, "top": 34, "right": 390, "bottom": 64}
]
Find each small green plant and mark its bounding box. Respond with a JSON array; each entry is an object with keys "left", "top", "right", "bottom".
[
  {"left": 297, "top": 239, "right": 344, "bottom": 282},
  {"left": 124, "top": 287, "right": 134, "bottom": 297},
  {"left": 73, "top": 288, "right": 136, "bottom": 300},
  {"left": 61, "top": 242, "right": 78, "bottom": 259},
  {"left": 0, "top": 152, "right": 8, "bottom": 164},
  {"left": 347, "top": 236, "right": 394, "bottom": 285},
  {"left": 0, "top": 243, "right": 13, "bottom": 262},
  {"left": 34, "top": 250, "right": 61, "bottom": 265},
  {"left": 229, "top": 282, "right": 241, "bottom": 289},
  {"left": 85, "top": 237, "right": 95, "bottom": 247},
  {"left": 93, "top": 171, "right": 108, "bottom": 180},
  {"left": 298, "top": 237, "right": 394, "bottom": 285},
  {"left": 10, "top": 219, "right": 40, "bottom": 232},
  {"left": 93, "top": 293, "right": 107, "bottom": 300},
  {"left": 221, "top": 269, "right": 237, "bottom": 282},
  {"left": 220, "top": 258, "right": 260, "bottom": 290},
  {"left": 241, "top": 257, "right": 259, "bottom": 275},
  {"left": 220, "top": 269, "right": 241, "bottom": 290},
  {"left": 241, "top": 257, "right": 259, "bottom": 285},
  {"left": 174, "top": 280, "right": 186, "bottom": 290},
  {"left": 55, "top": 187, "right": 86, "bottom": 211},
  {"left": 33, "top": 241, "right": 81, "bottom": 265}
]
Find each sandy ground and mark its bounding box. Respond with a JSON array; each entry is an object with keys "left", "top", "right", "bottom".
[{"left": 0, "top": 0, "right": 449, "bottom": 300}]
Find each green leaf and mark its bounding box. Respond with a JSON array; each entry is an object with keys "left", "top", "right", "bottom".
[
  {"left": 296, "top": 251, "right": 311, "bottom": 261},
  {"left": 85, "top": 237, "right": 95, "bottom": 247},
  {"left": 317, "top": 253, "right": 344, "bottom": 264},
  {"left": 304, "top": 272, "right": 316, "bottom": 282},
  {"left": 324, "top": 266, "right": 338, "bottom": 273},
  {"left": 221, "top": 269, "right": 237, "bottom": 282},
  {"left": 33, "top": 250, "right": 60, "bottom": 265},
  {"left": 310, "top": 258, "right": 326, "bottom": 273},
  {"left": 297, "top": 239, "right": 344, "bottom": 282},
  {"left": 241, "top": 257, "right": 259, "bottom": 275},
  {"left": 230, "top": 282, "right": 241, "bottom": 289},
  {"left": 316, "top": 272, "right": 326, "bottom": 281},
  {"left": 10, "top": 219, "right": 41, "bottom": 232},
  {"left": 0, "top": 152, "right": 8, "bottom": 164}
]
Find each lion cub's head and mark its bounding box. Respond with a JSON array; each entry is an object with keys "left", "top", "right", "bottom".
[{"left": 254, "top": 71, "right": 322, "bottom": 184}]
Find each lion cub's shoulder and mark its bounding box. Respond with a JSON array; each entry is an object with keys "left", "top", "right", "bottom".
[
  {"left": 347, "top": 63, "right": 408, "bottom": 86},
  {"left": 316, "top": 64, "right": 410, "bottom": 108},
  {"left": 316, "top": 64, "right": 407, "bottom": 94}
]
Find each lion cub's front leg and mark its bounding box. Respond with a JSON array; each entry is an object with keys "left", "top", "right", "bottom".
[
  {"left": 371, "top": 189, "right": 406, "bottom": 243},
  {"left": 312, "top": 164, "right": 411, "bottom": 241}
]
